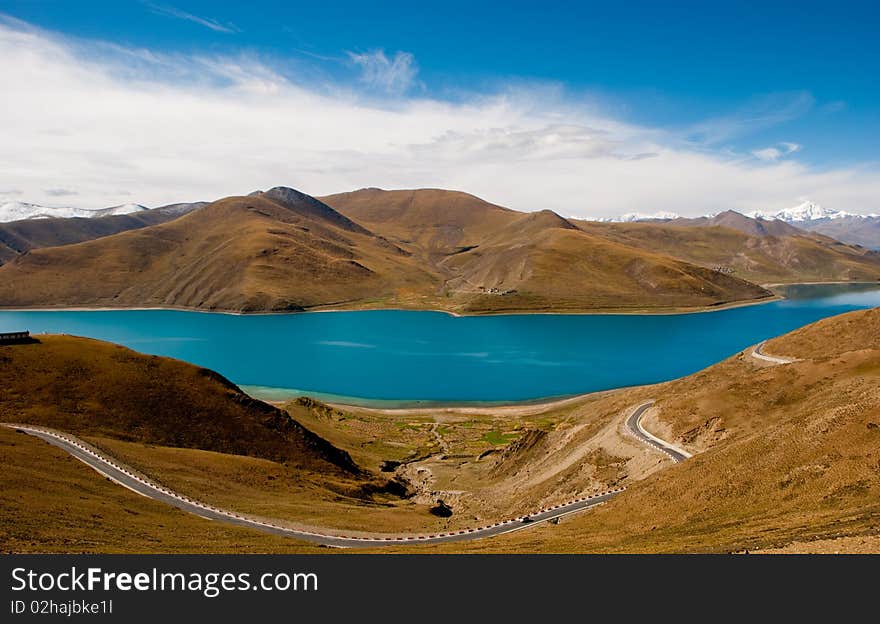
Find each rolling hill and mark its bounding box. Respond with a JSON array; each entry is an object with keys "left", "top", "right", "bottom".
[
  {"left": 0, "top": 335, "right": 360, "bottom": 473},
  {"left": 1, "top": 185, "right": 876, "bottom": 313},
  {"left": 433, "top": 208, "right": 770, "bottom": 312},
  {"left": 327, "top": 189, "right": 880, "bottom": 293},
  {"left": 319, "top": 188, "right": 518, "bottom": 256},
  {"left": 322, "top": 188, "right": 773, "bottom": 311},
  {"left": 0, "top": 186, "right": 775, "bottom": 313},
  {"left": 0, "top": 425, "right": 322, "bottom": 553},
  {"left": 0, "top": 190, "right": 435, "bottom": 311}
]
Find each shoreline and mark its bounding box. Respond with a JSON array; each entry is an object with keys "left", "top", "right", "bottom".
[
  {"left": 248, "top": 384, "right": 606, "bottom": 413},
  {"left": 0, "top": 292, "right": 784, "bottom": 318},
  {"left": 761, "top": 279, "right": 880, "bottom": 288},
  {"left": 326, "top": 387, "right": 632, "bottom": 416},
  {"left": 6, "top": 278, "right": 877, "bottom": 318}
]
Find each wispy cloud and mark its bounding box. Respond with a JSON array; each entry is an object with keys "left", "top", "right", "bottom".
[
  {"left": 348, "top": 49, "right": 418, "bottom": 95},
  {"left": 1, "top": 19, "right": 879, "bottom": 217},
  {"left": 684, "top": 92, "right": 814, "bottom": 146},
  {"left": 143, "top": 2, "right": 239, "bottom": 34},
  {"left": 752, "top": 142, "right": 801, "bottom": 161}
]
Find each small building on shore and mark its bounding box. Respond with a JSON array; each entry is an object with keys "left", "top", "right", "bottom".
[{"left": 0, "top": 330, "right": 30, "bottom": 344}]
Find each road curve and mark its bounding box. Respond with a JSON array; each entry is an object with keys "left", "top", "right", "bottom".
[
  {"left": 624, "top": 401, "right": 692, "bottom": 463},
  {"left": 4, "top": 423, "right": 622, "bottom": 549},
  {"left": 750, "top": 340, "right": 797, "bottom": 365}
]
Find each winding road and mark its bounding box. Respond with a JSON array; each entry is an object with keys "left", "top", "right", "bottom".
[
  {"left": 750, "top": 340, "right": 798, "bottom": 365},
  {"left": 5, "top": 423, "right": 624, "bottom": 548},
  {"left": 5, "top": 400, "right": 688, "bottom": 547},
  {"left": 624, "top": 401, "right": 692, "bottom": 463}
]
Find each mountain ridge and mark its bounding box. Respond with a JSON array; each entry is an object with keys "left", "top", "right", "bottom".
[
  {"left": 0, "top": 200, "right": 149, "bottom": 223},
  {"left": 0, "top": 186, "right": 781, "bottom": 314}
]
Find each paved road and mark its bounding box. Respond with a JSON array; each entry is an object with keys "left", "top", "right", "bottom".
[
  {"left": 750, "top": 340, "right": 797, "bottom": 365},
  {"left": 624, "top": 401, "right": 692, "bottom": 463},
  {"left": 4, "top": 424, "right": 622, "bottom": 548},
  {"left": 8, "top": 402, "right": 692, "bottom": 547}
]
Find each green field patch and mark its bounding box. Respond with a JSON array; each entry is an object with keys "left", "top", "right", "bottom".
[{"left": 481, "top": 430, "right": 519, "bottom": 445}]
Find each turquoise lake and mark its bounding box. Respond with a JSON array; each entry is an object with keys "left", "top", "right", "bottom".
[{"left": 1, "top": 283, "right": 878, "bottom": 406}]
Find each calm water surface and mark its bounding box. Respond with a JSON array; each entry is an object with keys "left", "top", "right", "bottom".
[{"left": 1, "top": 283, "right": 878, "bottom": 406}]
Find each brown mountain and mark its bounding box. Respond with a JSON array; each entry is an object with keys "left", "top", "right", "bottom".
[
  {"left": 0, "top": 186, "right": 774, "bottom": 313},
  {"left": 433, "top": 207, "right": 770, "bottom": 312},
  {"left": 0, "top": 189, "right": 435, "bottom": 312},
  {"left": 319, "top": 188, "right": 518, "bottom": 256},
  {"left": 0, "top": 201, "right": 206, "bottom": 265},
  {"left": 674, "top": 209, "right": 805, "bottom": 237},
  {"left": 0, "top": 335, "right": 359, "bottom": 473},
  {"left": 2, "top": 189, "right": 876, "bottom": 313},
  {"left": 577, "top": 210, "right": 880, "bottom": 284},
  {"left": 323, "top": 188, "right": 771, "bottom": 312}
]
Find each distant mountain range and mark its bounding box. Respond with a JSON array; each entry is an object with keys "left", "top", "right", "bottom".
[
  {"left": 749, "top": 201, "right": 880, "bottom": 250},
  {"left": 0, "top": 201, "right": 207, "bottom": 264},
  {"left": 0, "top": 200, "right": 152, "bottom": 223},
  {"left": 746, "top": 200, "right": 870, "bottom": 222},
  {"left": 597, "top": 210, "right": 682, "bottom": 223},
  {"left": 601, "top": 200, "right": 880, "bottom": 249},
  {"left": 1, "top": 186, "right": 879, "bottom": 314}
]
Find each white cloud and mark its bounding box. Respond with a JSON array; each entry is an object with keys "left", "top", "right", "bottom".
[
  {"left": 684, "top": 92, "right": 814, "bottom": 146},
  {"left": 143, "top": 2, "right": 239, "bottom": 34},
  {"left": 752, "top": 142, "right": 801, "bottom": 161},
  {"left": 1, "top": 19, "right": 879, "bottom": 218},
  {"left": 348, "top": 49, "right": 418, "bottom": 95},
  {"left": 753, "top": 148, "right": 782, "bottom": 161}
]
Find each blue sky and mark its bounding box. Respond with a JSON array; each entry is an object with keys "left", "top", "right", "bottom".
[{"left": 0, "top": 1, "right": 878, "bottom": 216}]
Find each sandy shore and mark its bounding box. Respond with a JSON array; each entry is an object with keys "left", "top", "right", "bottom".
[
  {"left": 323, "top": 387, "right": 643, "bottom": 417},
  {"left": 11, "top": 278, "right": 880, "bottom": 318},
  {"left": 761, "top": 279, "right": 880, "bottom": 288},
  {"left": 0, "top": 292, "right": 782, "bottom": 318}
]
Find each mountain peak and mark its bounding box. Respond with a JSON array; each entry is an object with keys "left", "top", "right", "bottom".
[
  {"left": 255, "top": 186, "right": 371, "bottom": 234},
  {"left": 748, "top": 200, "right": 856, "bottom": 222},
  {"left": 598, "top": 210, "right": 681, "bottom": 223}
]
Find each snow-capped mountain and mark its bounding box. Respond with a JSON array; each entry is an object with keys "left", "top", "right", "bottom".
[
  {"left": 588, "top": 199, "right": 880, "bottom": 248},
  {"left": 599, "top": 200, "right": 876, "bottom": 225},
  {"left": 100, "top": 203, "right": 149, "bottom": 217},
  {"left": 747, "top": 201, "right": 861, "bottom": 223},
  {"left": 598, "top": 210, "right": 681, "bottom": 223},
  {"left": 741, "top": 200, "right": 880, "bottom": 249},
  {"left": 0, "top": 201, "right": 148, "bottom": 223}
]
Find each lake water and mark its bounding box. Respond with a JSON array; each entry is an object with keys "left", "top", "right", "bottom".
[{"left": 1, "top": 283, "right": 878, "bottom": 406}]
